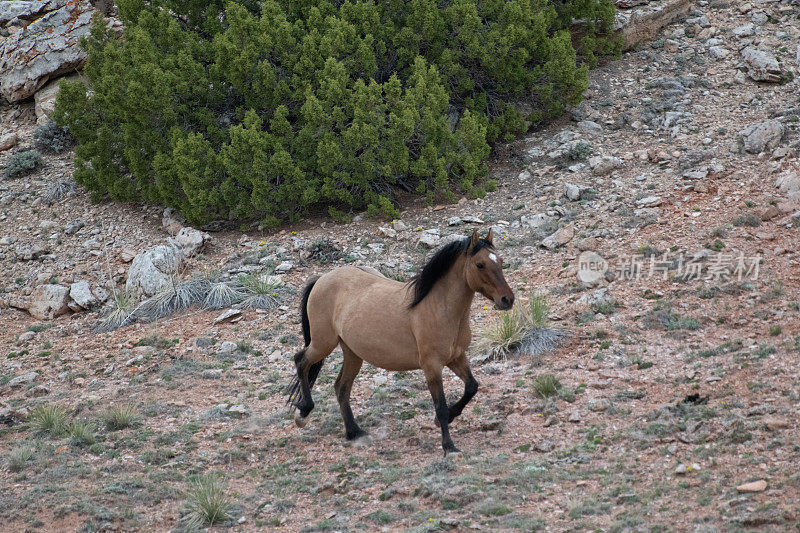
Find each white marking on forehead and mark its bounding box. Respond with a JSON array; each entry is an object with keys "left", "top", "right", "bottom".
[{"left": 488, "top": 253, "right": 498, "bottom": 264}]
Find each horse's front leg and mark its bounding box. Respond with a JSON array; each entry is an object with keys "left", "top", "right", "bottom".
[
  {"left": 446, "top": 355, "right": 479, "bottom": 423},
  {"left": 422, "top": 362, "right": 459, "bottom": 455}
]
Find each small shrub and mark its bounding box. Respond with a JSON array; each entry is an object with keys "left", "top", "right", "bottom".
[
  {"left": 33, "top": 120, "right": 74, "bottom": 153},
  {"left": 769, "top": 325, "right": 782, "bottom": 336},
  {"left": 69, "top": 420, "right": 97, "bottom": 446},
  {"left": 31, "top": 404, "right": 68, "bottom": 436},
  {"left": 2, "top": 150, "right": 41, "bottom": 179},
  {"left": 96, "top": 289, "right": 136, "bottom": 332},
  {"left": 203, "top": 282, "right": 245, "bottom": 310},
  {"left": 533, "top": 374, "right": 562, "bottom": 399},
  {"left": 103, "top": 404, "right": 141, "bottom": 431},
  {"left": 7, "top": 446, "right": 35, "bottom": 472},
  {"left": 43, "top": 178, "right": 77, "bottom": 205},
  {"left": 567, "top": 141, "right": 592, "bottom": 161},
  {"left": 238, "top": 274, "right": 282, "bottom": 310},
  {"left": 481, "top": 293, "right": 564, "bottom": 359},
  {"left": 182, "top": 474, "right": 232, "bottom": 528},
  {"left": 731, "top": 213, "right": 761, "bottom": 227},
  {"left": 307, "top": 239, "right": 343, "bottom": 264}
]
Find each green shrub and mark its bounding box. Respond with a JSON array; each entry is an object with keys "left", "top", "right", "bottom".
[
  {"left": 2, "top": 150, "right": 41, "bottom": 179},
  {"left": 55, "top": 0, "right": 616, "bottom": 225}
]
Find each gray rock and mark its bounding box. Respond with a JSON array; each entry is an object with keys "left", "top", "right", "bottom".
[
  {"left": 217, "top": 341, "right": 238, "bottom": 355},
  {"left": 417, "top": 229, "right": 441, "bottom": 249},
  {"left": 69, "top": 280, "right": 97, "bottom": 309},
  {"left": 708, "top": 46, "right": 729, "bottom": 59},
  {"left": 636, "top": 196, "right": 662, "bottom": 207},
  {"left": 172, "top": 227, "right": 210, "bottom": 257},
  {"left": 392, "top": 219, "right": 409, "bottom": 231},
  {"left": 732, "top": 23, "right": 756, "bottom": 38},
  {"left": 275, "top": 261, "right": 293, "bottom": 272},
  {"left": 564, "top": 183, "right": 593, "bottom": 201},
  {"left": 576, "top": 120, "right": 602, "bottom": 136},
  {"left": 0, "top": 132, "right": 18, "bottom": 151},
  {"left": 569, "top": 411, "right": 581, "bottom": 423},
  {"left": 28, "top": 284, "right": 70, "bottom": 319},
  {"left": 195, "top": 337, "right": 213, "bottom": 348},
  {"left": 588, "top": 155, "right": 623, "bottom": 176},
  {"left": 520, "top": 213, "right": 555, "bottom": 230},
  {"left": 18, "top": 331, "right": 36, "bottom": 343},
  {"left": 741, "top": 47, "right": 781, "bottom": 83},
  {"left": 0, "top": 0, "right": 95, "bottom": 102},
  {"left": 541, "top": 224, "right": 574, "bottom": 250},
  {"left": 125, "top": 243, "right": 184, "bottom": 298},
  {"left": 227, "top": 404, "right": 249, "bottom": 416},
  {"left": 7, "top": 371, "right": 38, "bottom": 388},
  {"left": 740, "top": 120, "right": 784, "bottom": 154},
  {"left": 775, "top": 172, "right": 800, "bottom": 200}
]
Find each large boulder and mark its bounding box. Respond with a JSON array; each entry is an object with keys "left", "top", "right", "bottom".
[
  {"left": 0, "top": 0, "right": 94, "bottom": 103},
  {"left": 28, "top": 283, "right": 70, "bottom": 319},
  {"left": 741, "top": 47, "right": 781, "bottom": 83},
  {"left": 740, "top": 120, "right": 784, "bottom": 154},
  {"left": 125, "top": 244, "right": 184, "bottom": 298}
]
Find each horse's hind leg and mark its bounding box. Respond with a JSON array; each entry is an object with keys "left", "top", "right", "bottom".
[
  {"left": 446, "top": 355, "right": 479, "bottom": 424},
  {"left": 336, "top": 344, "right": 366, "bottom": 440}
]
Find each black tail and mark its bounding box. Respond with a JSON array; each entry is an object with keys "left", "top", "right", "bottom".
[{"left": 287, "top": 277, "right": 323, "bottom": 408}]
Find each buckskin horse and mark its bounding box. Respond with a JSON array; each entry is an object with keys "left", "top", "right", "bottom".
[{"left": 287, "top": 229, "right": 514, "bottom": 454}]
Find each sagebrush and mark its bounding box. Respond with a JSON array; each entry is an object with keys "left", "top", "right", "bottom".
[{"left": 55, "top": 0, "right": 618, "bottom": 226}]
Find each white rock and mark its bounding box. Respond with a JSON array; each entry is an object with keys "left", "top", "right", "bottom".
[
  {"left": 125, "top": 243, "right": 184, "bottom": 298},
  {"left": 520, "top": 213, "right": 555, "bottom": 230},
  {"left": 0, "top": 0, "right": 95, "bottom": 102},
  {"left": 7, "top": 371, "right": 38, "bottom": 388},
  {"left": 576, "top": 120, "right": 602, "bottom": 136},
  {"left": 69, "top": 280, "right": 98, "bottom": 309},
  {"left": 417, "top": 230, "right": 441, "bottom": 249},
  {"left": 275, "top": 261, "right": 293, "bottom": 272},
  {"left": 217, "top": 341, "right": 238, "bottom": 355},
  {"left": 541, "top": 224, "right": 574, "bottom": 250},
  {"left": 172, "top": 227, "right": 210, "bottom": 257},
  {"left": 741, "top": 47, "right": 781, "bottom": 83},
  {"left": 588, "top": 155, "right": 623, "bottom": 176},
  {"left": 28, "top": 284, "right": 71, "bottom": 319},
  {"left": 740, "top": 120, "right": 784, "bottom": 154}
]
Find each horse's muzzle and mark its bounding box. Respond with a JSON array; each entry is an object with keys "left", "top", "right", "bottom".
[{"left": 495, "top": 295, "right": 514, "bottom": 311}]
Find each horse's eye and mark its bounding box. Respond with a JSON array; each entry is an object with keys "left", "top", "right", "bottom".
[{"left": 476, "top": 263, "right": 485, "bottom": 269}]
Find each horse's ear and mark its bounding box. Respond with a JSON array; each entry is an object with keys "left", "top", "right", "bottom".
[
  {"left": 469, "top": 228, "right": 480, "bottom": 248},
  {"left": 485, "top": 228, "right": 494, "bottom": 244}
]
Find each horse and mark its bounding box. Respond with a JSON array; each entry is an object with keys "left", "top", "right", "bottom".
[{"left": 287, "top": 229, "right": 514, "bottom": 454}]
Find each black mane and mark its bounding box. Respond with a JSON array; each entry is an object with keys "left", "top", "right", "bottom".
[{"left": 408, "top": 236, "right": 494, "bottom": 308}]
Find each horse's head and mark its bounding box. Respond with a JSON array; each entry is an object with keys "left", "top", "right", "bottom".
[{"left": 465, "top": 229, "right": 515, "bottom": 310}]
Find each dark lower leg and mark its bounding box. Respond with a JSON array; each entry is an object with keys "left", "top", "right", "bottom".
[
  {"left": 336, "top": 348, "right": 365, "bottom": 440},
  {"left": 294, "top": 351, "right": 315, "bottom": 418},
  {"left": 448, "top": 374, "right": 478, "bottom": 423},
  {"left": 427, "top": 376, "right": 457, "bottom": 453},
  {"left": 336, "top": 381, "right": 365, "bottom": 440}
]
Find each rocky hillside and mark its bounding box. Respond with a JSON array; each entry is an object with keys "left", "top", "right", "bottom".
[{"left": 1, "top": 0, "right": 800, "bottom": 531}]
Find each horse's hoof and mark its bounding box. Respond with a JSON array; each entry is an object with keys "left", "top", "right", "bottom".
[
  {"left": 444, "top": 446, "right": 462, "bottom": 457},
  {"left": 351, "top": 433, "right": 372, "bottom": 447},
  {"left": 294, "top": 412, "right": 309, "bottom": 428}
]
